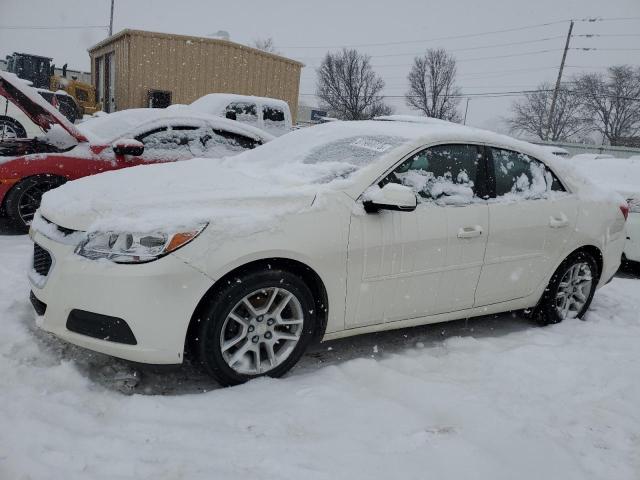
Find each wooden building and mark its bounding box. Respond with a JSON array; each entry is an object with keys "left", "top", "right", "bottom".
[{"left": 88, "top": 30, "right": 303, "bottom": 120}]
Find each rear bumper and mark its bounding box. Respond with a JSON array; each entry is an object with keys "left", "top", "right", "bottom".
[{"left": 624, "top": 213, "right": 640, "bottom": 262}]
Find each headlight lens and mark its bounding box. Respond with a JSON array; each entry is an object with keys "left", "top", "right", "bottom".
[
  {"left": 76, "top": 224, "right": 207, "bottom": 263},
  {"left": 628, "top": 198, "right": 640, "bottom": 214}
]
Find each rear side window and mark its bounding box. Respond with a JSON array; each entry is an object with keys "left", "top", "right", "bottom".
[
  {"left": 491, "top": 148, "right": 565, "bottom": 199},
  {"left": 263, "top": 105, "right": 285, "bottom": 123},
  {"left": 383, "top": 144, "right": 483, "bottom": 205}
]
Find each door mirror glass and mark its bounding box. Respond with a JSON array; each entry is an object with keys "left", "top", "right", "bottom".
[
  {"left": 363, "top": 183, "right": 417, "bottom": 213},
  {"left": 112, "top": 138, "right": 144, "bottom": 157}
]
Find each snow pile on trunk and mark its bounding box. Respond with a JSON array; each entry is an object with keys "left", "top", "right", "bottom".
[
  {"left": 570, "top": 156, "right": 640, "bottom": 198},
  {"left": 1, "top": 234, "right": 640, "bottom": 479}
]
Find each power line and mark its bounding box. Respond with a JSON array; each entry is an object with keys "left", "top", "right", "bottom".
[
  {"left": 367, "top": 49, "right": 564, "bottom": 67},
  {"left": 282, "top": 16, "right": 640, "bottom": 51},
  {"left": 301, "top": 89, "right": 640, "bottom": 101},
  {"left": 281, "top": 19, "right": 572, "bottom": 49},
  {"left": 0, "top": 25, "right": 108, "bottom": 30},
  {"left": 295, "top": 36, "right": 568, "bottom": 61}
]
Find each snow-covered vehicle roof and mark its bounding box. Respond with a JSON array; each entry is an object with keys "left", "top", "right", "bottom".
[
  {"left": 77, "top": 108, "right": 275, "bottom": 144},
  {"left": 189, "top": 93, "right": 290, "bottom": 114}
]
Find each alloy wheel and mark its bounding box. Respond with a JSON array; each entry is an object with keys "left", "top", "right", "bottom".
[
  {"left": 555, "top": 262, "right": 594, "bottom": 320},
  {"left": 220, "top": 287, "right": 304, "bottom": 375}
]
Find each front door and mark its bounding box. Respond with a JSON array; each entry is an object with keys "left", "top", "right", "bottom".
[{"left": 346, "top": 144, "right": 489, "bottom": 327}]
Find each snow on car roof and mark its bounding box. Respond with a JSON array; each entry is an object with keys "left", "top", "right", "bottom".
[
  {"left": 78, "top": 108, "right": 274, "bottom": 144},
  {"left": 190, "top": 93, "right": 289, "bottom": 114}
]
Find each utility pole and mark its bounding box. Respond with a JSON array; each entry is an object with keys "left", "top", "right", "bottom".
[
  {"left": 108, "top": 0, "right": 115, "bottom": 37},
  {"left": 463, "top": 98, "right": 470, "bottom": 125},
  {"left": 546, "top": 20, "right": 573, "bottom": 141}
]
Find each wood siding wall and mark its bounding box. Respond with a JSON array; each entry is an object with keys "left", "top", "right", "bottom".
[{"left": 89, "top": 31, "right": 302, "bottom": 121}]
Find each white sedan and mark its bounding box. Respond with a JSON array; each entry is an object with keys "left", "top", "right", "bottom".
[{"left": 29, "top": 120, "right": 627, "bottom": 385}]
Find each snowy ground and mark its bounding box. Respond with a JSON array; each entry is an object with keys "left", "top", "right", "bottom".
[{"left": 1, "top": 232, "right": 639, "bottom": 480}]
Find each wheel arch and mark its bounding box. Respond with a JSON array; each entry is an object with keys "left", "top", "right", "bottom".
[{"left": 184, "top": 257, "right": 330, "bottom": 357}]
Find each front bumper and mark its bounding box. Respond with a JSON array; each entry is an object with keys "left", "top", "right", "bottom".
[
  {"left": 29, "top": 229, "right": 214, "bottom": 364},
  {"left": 624, "top": 212, "right": 640, "bottom": 263}
]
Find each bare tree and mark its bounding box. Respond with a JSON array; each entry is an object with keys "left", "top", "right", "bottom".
[
  {"left": 574, "top": 66, "right": 640, "bottom": 145},
  {"left": 252, "top": 37, "right": 279, "bottom": 54},
  {"left": 405, "top": 49, "right": 461, "bottom": 122},
  {"left": 509, "top": 82, "right": 587, "bottom": 141},
  {"left": 316, "top": 49, "right": 392, "bottom": 120}
]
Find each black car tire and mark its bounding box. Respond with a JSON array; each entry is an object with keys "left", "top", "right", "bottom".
[
  {"left": 4, "top": 175, "right": 67, "bottom": 232},
  {"left": 195, "top": 269, "right": 318, "bottom": 386},
  {"left": 535, "top": 251, "right": 599, "bottom": 326},
  {"left": 0, "top": 115, "right": 27, "bottom": 139}
]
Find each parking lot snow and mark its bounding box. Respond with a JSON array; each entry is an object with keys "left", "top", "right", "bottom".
[{"left": 1, "top": 234, "right": 639, "bottom": 479}]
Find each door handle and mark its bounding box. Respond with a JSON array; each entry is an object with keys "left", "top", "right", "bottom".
[
  {"left": 457, "top": 225, "right": 483, "bottom": 238},
  {"left": 549, "top": 214, "right": 569, "bottom": 228}
]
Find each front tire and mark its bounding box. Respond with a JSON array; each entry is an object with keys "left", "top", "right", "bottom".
[
  {"left": 535, "top": 251, "right": 599, "bottom": 325},
  {"left": 4, "top": 175, "right": 67, "bottom": 232},
  {"left": 195, "top": 269, "right": 317, "bottom": 386}
]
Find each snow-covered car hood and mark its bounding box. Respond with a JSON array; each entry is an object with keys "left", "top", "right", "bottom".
[{"left": 38, "top": 156, "right": 320, "bottom": 233}]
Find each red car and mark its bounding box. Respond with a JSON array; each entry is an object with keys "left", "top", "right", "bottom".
[{"left": 0, "top": 71, "right": 272, "bottom": 231}]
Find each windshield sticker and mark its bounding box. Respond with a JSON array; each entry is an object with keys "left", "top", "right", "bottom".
[{"left": 350, "top": 137, "right": 394, "bottom": 153}]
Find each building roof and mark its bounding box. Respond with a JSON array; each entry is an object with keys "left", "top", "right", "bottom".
[{"left": 88, "top": 29, "right": 304, "bottom": 67}]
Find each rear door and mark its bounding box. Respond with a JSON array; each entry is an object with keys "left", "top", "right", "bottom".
[
  {"left": 345, "top": 143, "right": 489, "bottom": 327},
  {"left": 475, "top": 147, "right": 578, "bottom": 306}
]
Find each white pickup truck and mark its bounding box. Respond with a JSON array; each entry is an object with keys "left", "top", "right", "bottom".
[{"left": 188, "top": 93, "right": 292, "bottom": 136}]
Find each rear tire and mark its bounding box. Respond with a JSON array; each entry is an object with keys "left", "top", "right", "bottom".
[
  {"left": 195, "top": 269, "right": 317, "bottom": 386},
  {"left": 4, "top": 175, "right": 67, "bottom": 232},
  {"left": 0, "top": 115, "right": 27, "bottom": 139},
  {"left": 535, "top": 251, "right": 599, "bottom": 325}
]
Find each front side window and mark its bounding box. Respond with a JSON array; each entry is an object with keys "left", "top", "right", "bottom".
[
  {"left": 491, "top": 148, "right": 565, "bottom": 199},
  {"left": 383, "top": 144, "right": 483, "bottom": 206}
]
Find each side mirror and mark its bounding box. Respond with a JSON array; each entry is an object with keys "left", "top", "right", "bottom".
[
  {"left": 112, "top": 139, "right": 144, "bottom": 157},
  {"left": 363, "top": 183, "right": 417, "bottom": 213},
  {"left": 225, "top": 110, "right": 237, "bottom": 121}
]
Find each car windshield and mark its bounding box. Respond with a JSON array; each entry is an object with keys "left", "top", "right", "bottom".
[{"left": 231, "top": 121, "right": 417, "bottom": 184}]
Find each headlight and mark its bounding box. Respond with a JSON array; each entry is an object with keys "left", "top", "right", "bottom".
[
  {"left": 76, "top": 224, "right": 207, "bottom": 263},
  {"left": 628, "top": 198, "right": 640, "bottom": 214}
]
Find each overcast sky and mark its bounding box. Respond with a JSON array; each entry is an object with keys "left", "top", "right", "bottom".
[{"left": 1, "top": 0, "right": 639, "bottom": 130}]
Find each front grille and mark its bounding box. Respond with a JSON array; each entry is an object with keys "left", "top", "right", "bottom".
[
  {"left": 33, "top": 244, "right": 53, "bottom": 277},
  {"left": 41, "top": 216, "right": 78, "bottom": 237}
]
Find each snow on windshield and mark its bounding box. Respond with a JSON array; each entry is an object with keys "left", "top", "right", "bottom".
[{"left": 302, "top": 135, "right": 408, "bottom": 183}]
